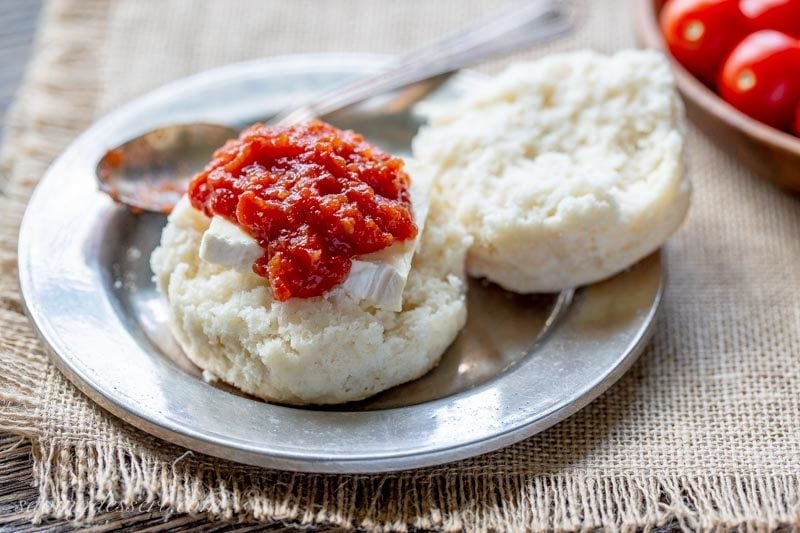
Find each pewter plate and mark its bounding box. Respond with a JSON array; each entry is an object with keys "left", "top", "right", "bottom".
[{"left": 18, "top": 54, "right": 662, "bottom": 473}]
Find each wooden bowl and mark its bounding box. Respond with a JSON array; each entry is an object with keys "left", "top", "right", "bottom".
[{"left": 633, "top": 0, "right": 800, "bottom": 192}]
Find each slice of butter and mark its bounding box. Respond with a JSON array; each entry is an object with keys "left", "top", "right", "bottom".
[{"left": 199, "top": 160, "right": 435, "bottom": 311}]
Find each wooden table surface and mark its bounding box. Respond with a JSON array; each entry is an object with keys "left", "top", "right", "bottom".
[
  {"left": 0, "top": 0, "right": 41, "bottom": 133},
  {"left": 0, "top": 0, "right": 44, "bottom": 526}
]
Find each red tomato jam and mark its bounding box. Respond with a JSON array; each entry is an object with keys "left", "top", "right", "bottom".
[{"left": 188, "top": 120, "right": 417, "bottom": 301}]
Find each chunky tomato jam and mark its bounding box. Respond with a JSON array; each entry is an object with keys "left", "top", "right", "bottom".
[{"left": 188, "top": 120, "right": 417, "bottom": 301}]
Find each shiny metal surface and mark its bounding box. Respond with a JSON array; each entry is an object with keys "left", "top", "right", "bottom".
[
  {"left": 96, "top": 123, "right": 237, "bottom": 213},
  {"left": 18, "top": 54, "right": 663, "bottom": 473},
  {"left": 95, "top": 0, "right": 573, "bottom": 213}
]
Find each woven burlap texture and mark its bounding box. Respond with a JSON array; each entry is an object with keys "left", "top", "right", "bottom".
[{"left": 1, "top": 0, "right": 800, "bottom": 530}]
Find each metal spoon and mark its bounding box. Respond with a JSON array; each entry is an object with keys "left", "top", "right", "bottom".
[{"left": 97, "top": 0, "right": 573, "bottom": 213}]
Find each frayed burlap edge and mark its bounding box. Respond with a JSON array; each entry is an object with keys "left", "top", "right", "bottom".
[
  {"left": 16, "top": 439, "right": 800, "bottom": 531},
  {"left": 1, "top": 0, "right": 800, "bottom": 531}
]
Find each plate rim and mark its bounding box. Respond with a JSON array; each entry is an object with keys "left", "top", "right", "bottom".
[{"left": 18, "top": 53, "right": 664, "bottom": 473}]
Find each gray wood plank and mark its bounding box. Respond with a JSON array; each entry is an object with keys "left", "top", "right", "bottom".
[{"left": 0, "top": 0, "right": 43, "bottom": 136}]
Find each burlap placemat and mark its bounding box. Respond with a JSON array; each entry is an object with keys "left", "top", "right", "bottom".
[{"left": 1, "top": 0, "right": 799, "bottom": 530}]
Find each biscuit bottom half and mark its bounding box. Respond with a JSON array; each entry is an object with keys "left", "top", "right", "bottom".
[{"left": 150, "top": 196, "right": 470, "bottom": 405}]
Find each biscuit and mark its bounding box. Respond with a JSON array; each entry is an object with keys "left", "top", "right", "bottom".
[
  {"left": 413, "top": 49, "right": 691, "bottom": 292},
  {"left": 150, "top": 196, "right": 470, "bottom": 405}
]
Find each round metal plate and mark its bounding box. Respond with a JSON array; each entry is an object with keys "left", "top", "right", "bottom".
[{"left": 18, "top": 54, "right": 662, "bottom": 473}]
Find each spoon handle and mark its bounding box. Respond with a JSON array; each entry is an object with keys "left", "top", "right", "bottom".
[{"left": 271, "top": 0, "right": 573, "bottom": 126}]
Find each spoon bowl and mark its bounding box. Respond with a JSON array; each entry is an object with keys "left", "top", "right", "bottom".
[{"left": 97, "top": 123, "right": 237, "bottom": 213}]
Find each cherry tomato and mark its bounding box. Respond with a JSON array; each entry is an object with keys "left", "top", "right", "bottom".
[
  {"left": 794, "top": 105, "right": 800, "bottom": 135},
  {"left": 660, "top": 0, "right": 748, "bottom": 84},
  {"left": 719, "top": 30, "right": 800, "bottom": 129},
  {"left": 740, "top": 0, "right": 800, "bottom": 38}
]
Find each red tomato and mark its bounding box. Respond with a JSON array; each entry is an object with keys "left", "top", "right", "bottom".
[
  {"left": 794, "top": 105, "right": 800, "bottom": 135},
  {"left": 660, "top": 0, "right": 748, "bottom": 84},
  {"left": 719, "top": 30, "right": 800, "bottom": 129},
  {"left": 740, "top": 0, "right": 800, "bottom": 38}
]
